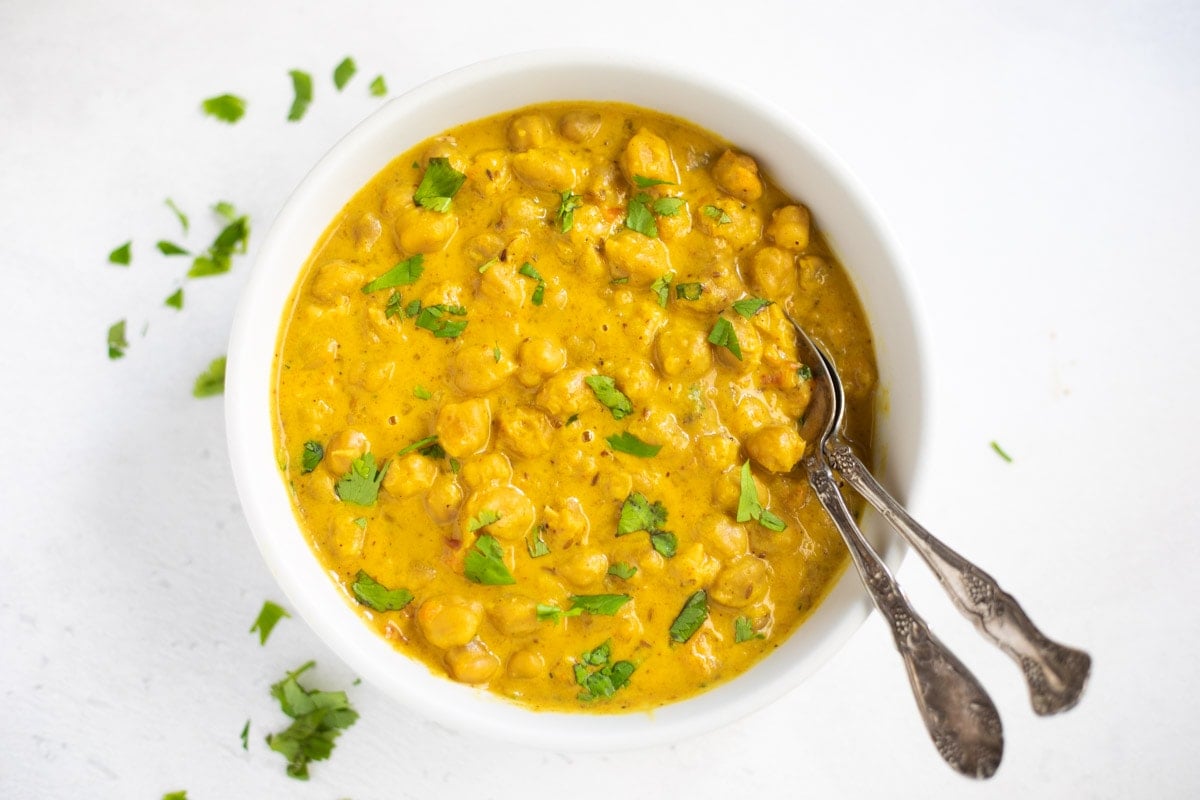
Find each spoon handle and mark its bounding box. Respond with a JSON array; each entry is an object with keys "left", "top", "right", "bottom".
[
  {"left": 826, "top": 441, "right": 1091, "bottom": 716},
  {"left": 807, "top": 457, "right": 1003, "bottom": 779}
]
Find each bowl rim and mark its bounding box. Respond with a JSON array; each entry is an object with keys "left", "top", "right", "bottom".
[{"left": 226, "top": 48, "right": 930, "bottom": 751}]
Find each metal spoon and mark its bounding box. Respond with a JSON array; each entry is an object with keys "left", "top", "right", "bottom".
[
  {"left": 792, "top": 317, "right": 1004, "bottom": 779},
  {"left": 792, "top": 319, "right": 1091, "bottom": 717}
]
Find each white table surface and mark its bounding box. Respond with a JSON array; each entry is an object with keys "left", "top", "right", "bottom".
[{"left": 3, "top": 1, "right": 1198, "bottom": 797}]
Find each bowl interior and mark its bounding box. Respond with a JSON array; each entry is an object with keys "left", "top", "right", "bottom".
[{"left": 226, "top": 50, "right": 927, "bottom": 751}]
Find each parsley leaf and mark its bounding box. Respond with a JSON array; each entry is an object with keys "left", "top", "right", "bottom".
[
  {"left": 732, "top": 297, "right": 773, "bottom": 318},
  {"left": 368, "top": 75, "right": 387, "bottom": 96},
  {"left": 650, "top": 531, "right": 678, "bottom": 557},
  {"left": 165, "top": 198, "right": 189, "bottom": 234},
  {"left": 518, "top": 263, "right": 546, "bottom": 306},
  {"left": 157, "top": 240, "right": 189, "bottom": 256},
  {"left": 266, "top": 661, "right": 359, "bottom": 781},
  {"left": 202, "top": 93, "right": 246, "bottom": 123},
  {"left": 624, "top": 192, "right": 657, "bottom": 237},
  {"left": 557, "top": 190, "right": 584, "bottom": 233},
  {"left": 736, "top": 461, "right": 787, "bottom": 531},
  {"left": 107, "top": 319, "right": 128, "bottom": 359},
  {"left": 193, "top": 356, "right": 226, "bottom": 397},
  {"left": 250, "top": 600, "right": 291, "bottom": 645},
  {"left": 362, "top": 254, "right": 424, "bottom": 293},
  {"left": 702, "top": 204, "right": 732, "bottom": 224},
  {"left": 606, "top": 431, "right": 661, "bottom": 458},
  {"left": 468, "top": 509, "right": 503, "bottom": 532},
  {"left": 164, "top": 288, "right": 184, "bottom": 310},
  {"left": 335, "top": 453, "right": 388, "bottom": 506},
  {"left": 287, "top": 70, "right": 313, "bottom": 122},
  {"left": 607, "top": 562, "right": 637, "bottom": 580},
  {"left": 650, "top": 272, "right": 675, "bottom": 307},
  {"left": 990, "top": 441, "right": 1014, "bottom": 462},
  {"left": 333, "top": 57, "right": 356, "bottom": 90},
  {"left": 351, "top": 570, "right": 413, "bottom": 611},
  {"left": 633, "top": 175, "right": 675, "bottom": 188},
  {"left": 108, "top": 241, "right": 132, "bottom": 266},
  {"left": 617, "top": 493, "right": 668, "bottom": 536},
  {"left": 413, "top": 157, "right": 466, "bottom": 212},
  {"left": 188, "top": 203, "right": 250, "bottom": 278},
  {"left": 675, "top": 282, "right": 703, "bottom": 301},
  {"left": 584, "top": 375, "right": 633, "bottom": 420},
  {"left": 464, "top": 534, "right": 515, "bottom": 585},
  {"left": 669, "top": 590, "right": 709, "bottom": 643},
  {"left": 735, "top": 615, "right": 764, "bottom": 643},
  {"left": 301, "top": 441, "right": 324, "bottom": 473},
  {"left": 569, "top": 594, "right": 630, "bottom": 615},
  {"left": 527, "top": 525, "right": 551, "bottom": 558},
  {"left": 415, "top": 304, "right": 468, "bottom": 338},
  {"left": 708, "top": 317, "right": 742, "bottom": 360}
]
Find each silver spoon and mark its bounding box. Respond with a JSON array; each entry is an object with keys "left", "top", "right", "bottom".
[
  {"left": 794, "top": 321, "right": 1091, "bottom": 716},
  {"left": 792, "top": 317, "right": 1004, "bottom": 779}
]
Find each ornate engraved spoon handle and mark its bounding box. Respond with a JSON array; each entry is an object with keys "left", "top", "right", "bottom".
[
  {"left": 826, "top": 441, "right": 1092, "bottom": 716},
  {"left": 807, "top": 457, "right": 1004, "bottom": 779}
]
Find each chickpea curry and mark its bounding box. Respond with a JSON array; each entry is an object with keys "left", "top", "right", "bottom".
[{"left": 272, "top": 102, "right": 878, "bottom": 712}]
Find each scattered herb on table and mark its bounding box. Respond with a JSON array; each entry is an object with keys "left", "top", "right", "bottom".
[
  {"left": 335, "top": 453, "right": 388, "bottom": 506},
  {"left": 202, "top": 93, "right": 246, "bottom": 123},
  {"left": 240, "top": 719, "right": 250, "bottom": 750},
  {"left": 165, "top": 198, "right": 189, "bottom": 234},
  {"left": 164, "top": 288, "right": 184, "bottom": 310},
  {"left": 286, "top": 70, "right": 313, "bottom": 122},
  {"left": 669, "top": 590, "right": 709, "bottom": 643},
  {"left": 108, "top": 241, "right": 132, "bottom": 266},
  {"left": 107, "top": 320, "right": 128, "bottom": 359},
  {"left": 351, "top": 570, "right": 413, "bottom": 611},
  {"left": 332, "top": 57, "right": 356, "bottom": 90},
  {"left": 193, "top": 356, "right": 226, "bottom": 397},
  {"left": 990, "top": 441, "right": 1014, "bottom": 463},
  {"left": 266, "top": 661, "right": 359, "bottom": 781},
  {"left": 162, "top": 792, "right": 188, "bottom": 800},
  {"left": 250, "top": 600, "right": 291, "bottom": 645},
  {"left": 464, "top": 534, "right": 515, "bottom": 585},
  {"left": 368, "top": 75, "right": 387, "bottom": 96},
  {"left": 188, "top": 202, "right": 250, "bottom": 278},
  {"left": 156, "top": 240, "right": 189, "bottom": 256}
]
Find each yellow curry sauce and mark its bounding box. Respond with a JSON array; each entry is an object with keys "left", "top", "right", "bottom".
[{"left": 272, "top": 102, "right": 877, "bottom": 711}]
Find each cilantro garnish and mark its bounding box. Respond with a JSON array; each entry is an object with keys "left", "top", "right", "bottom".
[
  {"left": 606, "top": 431, "right": 661, "bottom": 458},
  {"left": 164, "top": 288, "right": 184, "bottom": 310},
  {"left": 361, "top": 254, "right": 424, "bottom": 293},
  {"left": 156, "top": 240, "right": 189, "bottom": 256},
  {"left": 468, "top": 509, "right": 502, "bottom": 532},
  {"left": 286, "top": 70, "right": 313, "bottom": 122},
  {"left": 413, "top": 157, "right": 466, "bottom": 212},
  {"left": 250, "top": 600, "right": 291, "bottom": 645},
  {"left": 617, "top": 493, "right": 668, "bottom": 536},
  {"left": 632, "top": 175, "right": 675, "bottom": 188},
  {"left": 669, "top": 590, "right": 709, "bottom": 643},
  {"left": 266, "top": 661, "right": 359, "bottom": 780},
  {"left": 301, "top": 441, "right": 324, "bottom": 473},
  {"left": 202, "top": 94, "right": 246, "bottom": 124},
  {"left": 608, "top": 562, "right": 637, "bottom": 580},
  {"left": 574, "top": 639, "right": 636, "bottom": 702},
  {"left": 163, "top": 792, "right": 188, "bottom": 800},
  {"left": 651, "top": 272, "right": 674, "bottom": 307},
  {"left": 797, "top": 365, "right": 813, "bottom": 381},
  {"left": 368, "top": 75, "right": 387, "bottom": 96},
  {"left": 333, "top": 57, "right": 356, "bottom": 91},
  {"left": 527, "top": 525, "right": 550, "bottom": 558},
  {"left": 188, "top": 202, "right": 250, "bottom": 278},
  {"left": 240, "top": 720, "right": 250, "bottom": 750},
  {"left": 650, "top": 531, "right": 677, "bottom": 557},
  {"left": 464, "top": 534, "right": 515, "bottom": 585},
  {"left": 990, "top": 441, "right": 1014, "bottom": 463},
  {"left": 193, "top": 356, "right": 226, "bottom": 397},
  {"left": 731, "top": 297, "right": 773, "bottom": 318},
  {"left": 165, "top": 198, "right": 189, "bottom": 234},
  {"left": 107, "top": 319, "right": 128, "bottom": 360},
  {"left": 384, "top": 292, "right": 403, "bottom": 318},
  {"left": 652, "top": 197, "right": 685, "bottom": 216},
  {"left": 396, "top": 435, "right": 439, "bottom": 456},
  {"left": 675, "top": 282, "right": 703, "bottom": 301},
  {"left": 736, "top": 461, "right": 787, "bottom": 531},
  {"left": 415, "top": 304, "right": 468, "bottom": 338},
  {"left": 518, "top": 263, "right": 546, "bottom": 306},
  {"left": 702, "top": 204, "right": 732, "bottom": 224},
  {"left": 335, "top": 453, "right": 388, "bottom": 506},
  {"left": 537, "top": 603, "right": 582, "bottom": 623},
  {"left": 477, "top": 258, "right": 496, "bottom": 273},
  {"left": 108, "top": 241, "right": 132, "bottom": 266},
  {"left": 708, "top": 317, "right": 742, "bottom": 360},
  {"left": 413, "top": 385, "right": 432, "bottom": 400},
  {"left": 735, "top": 615, "right": 764, "bottom": 643},
  {"left": 556, "top": 191, "right": 584, "bottom": 233},
  {"left": 624, "top": 193, "right": 658, "bottom": 237},
  {"left": 568, "top": 594, "right": 630, "bottom": 615},
  {"left": 584, "top": 375, "right": 633, "bottom": 420},
  {"left": 351, "top": 570, "right": 413, "bottom": 611},
  {"left": 492, "top": 344, "right": 502, "bottom": 363}
]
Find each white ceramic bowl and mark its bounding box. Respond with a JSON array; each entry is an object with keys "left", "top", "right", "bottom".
[{"left": 226, "top": 50, "right": 928, "bottom": 751}]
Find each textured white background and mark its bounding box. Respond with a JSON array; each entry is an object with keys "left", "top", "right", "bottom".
[{"left": 2, "top": 1, "right": 1198, "bottom": 798}]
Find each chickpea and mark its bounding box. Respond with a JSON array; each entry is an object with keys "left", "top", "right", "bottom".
[
  {"left": 558, "top": 549, "right": 609, "bottom": 588},
  {"left": 536, "top": 367, "right": 589, "bottom": 420},
  {"left": 382, "top": 453, "right": 438, "bottom": 498},
  {"left": 350, "top": 213, "right": 382, "bottom": 251},
  {"left": 613, "top": 361, "right": 658, "bottom": 404},
  {"left": 464, "top": 484, "right": 536, "bottom": 541},
  {"left": 655, "top": 323, "right": 713, "bottom": 379},
  {"left": 670, "top": 542, "right": 721, "bottom": 591},
  {"left": 417, "top": 595, "right": 483, "bottom": 649},
  {"left": 310, "top": 260, "right": 365, "bottom": 304},
  {"left": 603, "top": 231, "right": 671, "bottom": 286},
  {"left": 710, "top": 555, "right": 770, "bottom": 608},
  {"left": 542, "top": 497, "right": 591, "bottom": 549},
  {"left": 685, "top": 629, "right": 720, "bottom": 679},
  {"left": 508, "top": 114, "right": 553, "bottom": 151},
  {"left": 381, "top": 183, "right": 416, "bottom": 218},
  {"left": 435, "top": 398, "right": 492, "bottom": 457},
  {"left": 461, "top": 452, "right": 513, "bottom": 490},
  {"left": 712, "top": 466, "right": 770, "bottom": 515},
  {"left": 518, "top": 338, "right": 567, "bottom": 380},
  {"left": 610, "top": 537, "right": 665, "bottom": 578},
  {"left": 489, "top": 593, "right": 540, "bottom": 636},
  {"left": 657, "top": 200, "right": 692, "bottom": 241},
  {"left": 712, "top": 150, "right": 763, "bottom": 202},
  {"left": 497, "top": 406, "right": 553, "bottom": 459},
  {"left": 585, "top": 163, "right": 624, "bottom": 205},
  {"left": 508, "top": 649, "right": 545, "bottom": 679},
  {"left": 477, "top": 260, "right": 530, "bottom": 309},
  {"left": 697, "top": 432, "right": 738, "bottom": 469},
  {"left": 354, "top": 359, "right": 395, "bottom": 392},
  {"left": 323, "top": 429, "right": 368, "bottom": 476},
  {"left": 798, "top": 254, "right": 831, "bottom": 295},
  {"left": 466, "top": 149, "right": 511, "bottom": 197},
  {"left": 500, "top": 196, "right": 546, "bottom": 230},
  {"left": 419, "top": 280, "right": 466, "bottom": 310},
  {"left": 512, "top": 149, "right": 578, "bottom": 192},
  {"left": 766, "top": 204, "right": 811, "bottom": 251},
  {"left": 395, "top": 207, "right": 458, "bottom": 254},
  {"left": 620, "top": 128, "right": 677, "bottom": 186},
  {"left": 461, "top": 231, "right": 505, "bottom": 265},
  {"left": 453, "top": 345, "right": 516, "bottom": 395},
  {"left": 701, "top": 516, "right": 750, "bottom": 560},
  {"left": 605, "top": 472, "right": 634, "bottom": 502},
  {"left": 748, "top": 247, "right": 798, "bottom": 299},
  {"left": 424, "top": 474, "right": 463, "bottom": 524},
  {"left": 746, "top": 424, "right": 807, "bottom": 473},
  {"left": 630, "top": 406, "right": 688, "bottom": 452},
  {"left": 445, "top": 640, "right": 500, "bottom": 684},
  {"left": 614, "top": 602, "right": 644, "bottom": 640},
  {"left": 560, "top": 111, "right": 601, "bottom": 142},
  {"left": 722, "top": 388, "right": 773, "bottom": 438}
]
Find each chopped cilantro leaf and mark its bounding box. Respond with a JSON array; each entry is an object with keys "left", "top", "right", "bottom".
[
  {"left": 396, "top": 435, "right": 438, "bottom": 456},
  {"left": 584, "top": 375, "right": 633, "bottom": 420},
  {"left": 250, "top": 600, "right": 290, "bottom": 645},
  {"left": 633, "top": 175, "right": 675, "bottom": 188},
  {"left": 384, "top": 291, "right": 403, "bottom": 318},
  {"left": 468, "top": 509, "right": 503, "bottom": 532},
  {"left": 351, "top": 570, "right": 413, "bottom": 611},
  {"left": 537, "top": 603, "right": 582, "bottom": 623},
  {"left": 266, "top": 661, "right": 359, "bottom": 780},
  {"left": 477, "top": 257, "right": 496, "bottom": 273},
  {"left": 108, "top": 241, "right": 132, "bottom": 266},
  {"left": 301, "top": 441, "right": 324, "bottom": 473},
  {"left": 735, "top": 615, "right": 764, "bottom": 642},
  {"left": 651, "top": 196, "right": 685, "bottom": 216},
  {"left": 413, "top": 385, "right": 432, "bottom": 400},
  {"left": 156, "top": 240, "right": 189, "bottom": 256},
  {"left": 335, "top": 453, "right": 388, "bottom": 506},
  {"left": 797, "top": 364, "right": 813, "bottom": 381},
  {"left": 669, "top": 590, "right": 709, "bottom": 643},
  {"left": 736, "top": 461, "right": 788, "bottom": 531},
  {"left": 368, "top": 75, "right": 387, "bottom": 96},
  {"left": 464, "top": 534, "right": 515, "bottom": 585},
  {"left": 404, "top": 299, "right": 421, "bottom": 317},
  {"left": 582, "top": 640, "right": 612, "bottom": 666},
  {"left": 556, "top": 191, "right": 583, "bottom": 233},
  {"left": 163, "top": 792, "right": 188, "bottom": 800},
  {"left": 107, "top": 319, "right": 128, "bottom": 359},
  {"left": 333, "top": 57, "right": 356, "bottom": 91},
  {"left": 702, "top": 204, "right": 732, "bottom": 224},
  {"left": 362, "top": 254, "right": 424, "bottom": 293},
  {"left": 569, "top": 594, "right": 630, "bottom": 615},
  {"left": 732, "top": 297, "right": 773, "bottom": 318},
  {"left": 193, "top": 356, "right": 226, "bottom": 397},
  {"left": 493, "top": 344, "right": 502, "bottom": 363},
  {"left": 758, "top": 508, "right": 787, "bottom": 532},
  {"left": 286, "top": 70, "right": 313, "bottom": 122},
  {"left": 651, "top": 272, "right": 674, "bottom": 307},
  {"left": 708, "top": 317, "right": 742, "bottom": 360},
  {"left": 624, "top": 192, "right": 657, "bottom": 237},
  {"left": 606, "top": 431, "right": 661, "bottom": 458},
  {"left": 165, "top": 198, "right": 189, "bottom": 234},
  {"left": 990, "top": 441, "right": 1014, "bottom": 462},
  {"left": 188, "top": 203, "right": 250, "bottom": 278},
  {"left": 675, "top": 282, "right": 704, "bottom": 301},
  {"left": 202, "top": 93, "right": 246, "bottom": 123},
  {"left": 617, "top": 493, "right": 668, "bottom": 536},
  {"left": 415, "top": 304, "right": 468, "bottom": 338},
  {"left": 650, "top": 531, "right": 678, "bottom": 558},
  {"left": 607, "top": 562, "right": 637, "bottom": 580},
  {"left": 574, "top": 640, "right": 636, "bottom": 702},
  {"left": 527, "top": 525, "right": 551, "bottom": 558},
  {"left": 240, "top": 719, "right": 250, "bottom": 750},
  {"left": 413, "top": 157, "right": 466, "bottom": 212},
  {"left": 518, "top": 263, "right": 546, "bottom": 306},
  {"left": 164, "top": 288, "right": 184, "bottom": 310}
]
